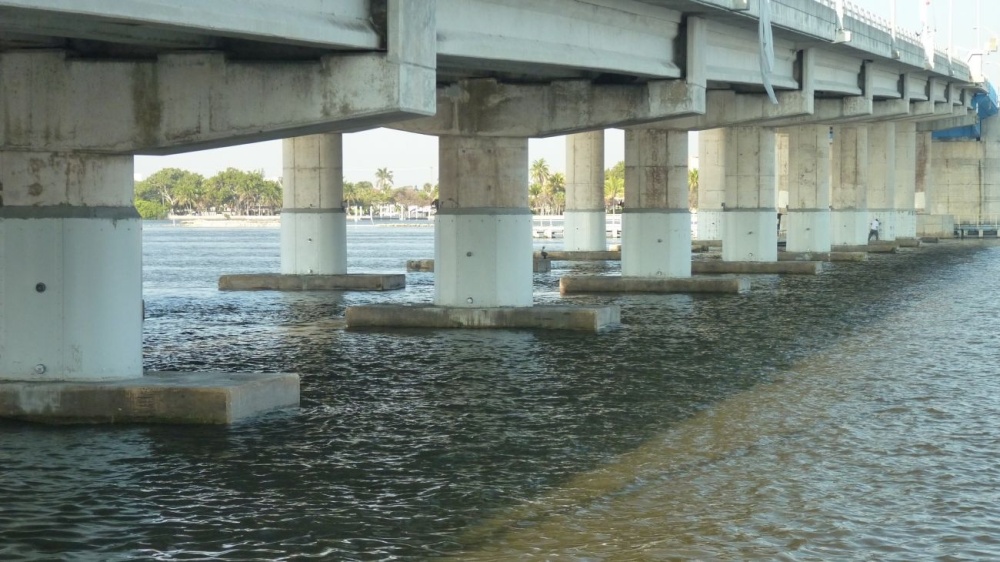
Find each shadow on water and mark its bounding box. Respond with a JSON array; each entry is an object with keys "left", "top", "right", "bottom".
[{"left": 3, "top": 226, "right": 1000, "bottom": 560}]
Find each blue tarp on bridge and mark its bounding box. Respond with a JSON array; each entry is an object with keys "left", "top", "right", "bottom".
[{"left": 932, "top": 80, "right": 998, "bottom": 141}]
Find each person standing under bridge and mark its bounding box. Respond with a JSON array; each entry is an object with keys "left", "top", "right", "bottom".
[{"left": 868, "top": 217, "right": 880, "bottom": 242}]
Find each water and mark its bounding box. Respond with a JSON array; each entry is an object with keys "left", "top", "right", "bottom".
[{"left": 2, "top": 223, "right": 1000, "bottom": 561}]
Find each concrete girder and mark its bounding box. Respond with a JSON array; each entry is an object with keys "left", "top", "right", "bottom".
[
  {"left": 0, "top": 49, "right": 436, "bottom": 155},
  {"left": 898, "top": 100, "right": 965, "bottom": 123},
  {"left": 906, "top": 73, "right": 930, "bottom": 102},
  {"left": 0, "top": 2, "right": 436, "bottom": 155},
  {"left": 868, "top": 64, "right": 907, "bottom": 100},
  {"left": 916, "top": 110, "right": 977, "bottom": 133},
  {"left": 651, "top": 89, "right": 813, "bottom": 131},
  {"left": 703, "top": 18, "right": 798, "bottom": 89},
  {"left": 393, "top": 79, "right": 705, "bottom": 137},
  {"left": 811, "top": 49, "right": 864, "bottom": 97},
  {"left": 764, "top": 97, "right": 873, "bottom": 128},
  {"left": 437, "top": 0, "right": 682, "bottom": 79},
  {"left": 833, "top": 98, "right": 912, "bottom": 123},
  {"left": 0, "top": 10, "right": 217, "bottom": 50},
  {"left": 929, "top": 78, "right": 949, "bottom": 103},
  {"left": 0, "top": 0, "right": 380, "bottom": 50}
]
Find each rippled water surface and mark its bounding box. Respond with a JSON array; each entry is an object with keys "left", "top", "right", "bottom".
[{"left": 2, "top": 223, "right": 999, "bottom": 561}]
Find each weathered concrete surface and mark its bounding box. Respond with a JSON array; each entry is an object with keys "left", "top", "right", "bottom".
[
  {"left": 346, "top": 304, "right": 619, "bottom": 332},
  {"left": 692, "top": 261, "right": 823, "bottom": 274},
  {"left": 609, "top": 243, "right": 713, "bottom": 253},
  {"left": 920, "top": 237, "right": 940, "bottom": 243},
  {"left": 560, "top": 275, "right": 749, "bottom": 294},
  {"left": 535, "top": 250, "right": 621, "bottom": 261},
  {"left": 831, "top": 244, "right": 899, "bottom": 253},
  {"left": 779, "top": 251, "right": 868, "bottom": 262},
  {"left": 218, "top": 273, "right": 405, "bottom": 291},
  {"left": 0, "top": 372, "right": 299, "bottom": 424},
  {"left": 896, "top": 238, "right": 922, "bottom": 248},
  {"left": 407, "top": 258, "right": 551, "bottom": 272},
  {"left": 407, "top": 259, "right": 435, "bottom": 272}
]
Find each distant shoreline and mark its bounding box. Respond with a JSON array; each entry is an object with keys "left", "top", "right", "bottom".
[{"left": 160, "top": 215, "right": 435, "bottom": 228}]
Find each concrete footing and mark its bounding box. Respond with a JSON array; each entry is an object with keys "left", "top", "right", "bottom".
[
  {"left": 831, "top": 244, "right": 899, "bottom": 253},
  {"left": 896, "top": 238, "right": 922, "bottom": 248},
  {"left": 407, "top": 259, "right": 435, "bottom": 272},
  {"left": 346, "top": 304, "right": 620, "bottom": 332},
  {"left": 920, "top": 237, "right": 940, "bottom": 243},
  {"left": 0, "top": 372, "right": 299, "bottom": 424},
  {"left": 535, "top": 250, "right": 620, "bottom": 261},
  {"left": 779, "top": 252, "right": 868, "bottom": 262},
  {"left": 692, "top": 261, "right": 823, "bottom": 274},
  {"left": 560, "top": 275, "right": 749, "bottom": 294},
  {"left": 609, "top": 244, "right": 716, "bottom": 253},
  {"left": 407, "top": 258, "right": 551, "bottom": 273},
  {"left": 218, "top": 273, "right": 405, "bottom": 291}
]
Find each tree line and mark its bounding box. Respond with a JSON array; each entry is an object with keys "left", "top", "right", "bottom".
[
  {"left": 133, "top": 162, "right": 700, "bottom": 219},
  {"left": 134, "top": 168, "right": 282, "bottom": 219},
  {"left": 133, "top": 166, "right": 439, "bottom": 220}
]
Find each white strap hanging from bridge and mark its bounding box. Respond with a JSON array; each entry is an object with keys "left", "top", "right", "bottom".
[
  {"left": 920, "top": 0, "right": 935, "bottom": 70},
  {"left": 758, "top": 0, "right": 778, "bottom": 104}
]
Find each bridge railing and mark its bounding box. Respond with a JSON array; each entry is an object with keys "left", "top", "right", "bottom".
[
  {"left": 953, "top": 215, "right": 1000, "bottom": 236},
  {"left": 810, "top": 0, "right": 946, "bottom": 59}
]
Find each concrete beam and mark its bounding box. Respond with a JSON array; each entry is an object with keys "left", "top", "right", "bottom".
[
  {"left": 654, "top": 89, "right": 812, "bottom": 131},
  {"left": 820, "top": 98, "right": 912, "bottom": 125},
  {"left": 0, "top": 50, "right": 436, "bottom": 154},
  {"left": 702, "top": 18, "right": 798, "bottom": 89},
  {"left": 436, "top": 0, "right": 682, "bottom": 79},
  {"left": 812, "top": 49, "right": 865, "bottom": 96},
  {"left": 0, "top": 0, "right": 380, "bottom": 50},
  {"left": 0, "top": 1, "right": 436, "bottom": 154},
  {"left": 766, "top": 97, "right": 873, "bottom": 127},
  {"left": 868, "top": 64, "right": 906, "bottom": 100},
  {"left": 916, "top": 110, "right": 977, "bottom": 133},
  {"left": 395, "top": 79, "right": 705, "bottom": 137}
]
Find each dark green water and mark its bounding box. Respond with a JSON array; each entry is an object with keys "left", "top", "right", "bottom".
[{"left": 1, "top": 224, "right": 998, "bottom": 560}]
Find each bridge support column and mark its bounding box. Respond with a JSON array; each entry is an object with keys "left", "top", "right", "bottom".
[
  {"left": 777, "top": 132, "right": 790, "bottom": 223},
  {"left": 831, "top": 125, "right": 869, "bottom": 245},
  {"left": 696, "top": 129, "right": 725, "bottom": 240},
  {"left": 722, "top": 126, "right": 778, "bottom": 262},
  {"left": 217, "top": 133, "right": 404, "bottom": 291},
  {"left": 914, "top": 130, "right": 944, "bottom": 236},
  {"left": 980, "top": 111, "right": 1000, "bottom": 222},
  {"left": 435, "top": 136, "right": 533, "bottom": 307},
  {"left": 621, "top": 129, "right": 691, "bottom": 277},
  {"left": 281, "top": 134, "right": 347, "bottom": 275},
  {"left": 0, "top": 151, "right": 298, "bottom": 423},
  {"left": 867, "top": 122, "right": 897, "bottom": 241},
  {"left": 894, "top": 122, "right": 917, "bottom": 240},
  {"left": 0, "top": 152, "right": 142, "bottom": 382},
  {"left": 564, "top": 131, "right": 607, "bottom": 251},
  {"left": 349, "top": 135, "right": 618, "bottom": 330},
  {"left": 785, "top": 125, "right": 832, "bottom": 253}
]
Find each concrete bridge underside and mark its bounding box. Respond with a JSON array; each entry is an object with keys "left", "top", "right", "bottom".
[{"left": 0, "top": 0, "right": 985, "bottom": 423}]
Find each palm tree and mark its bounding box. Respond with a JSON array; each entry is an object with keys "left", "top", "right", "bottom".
[
  {"left": 688, "top": 168, "right": 699, "bottom": 211},
  {"left": 530, "top": 158, "right": 550, "bottom": 188},
  {"left": 604, "top": 161, "right": 625, "bottom": 210},
  {"left": 547, "top": 172, "right": 566, "bottom": 215},
  {"left": 375, "top": 167, "right": 394, "bottom": 191}
]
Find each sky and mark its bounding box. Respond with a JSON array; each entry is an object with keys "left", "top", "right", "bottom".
[{"left": 133, "top": 0, "right": 999, "bottom": 187}]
